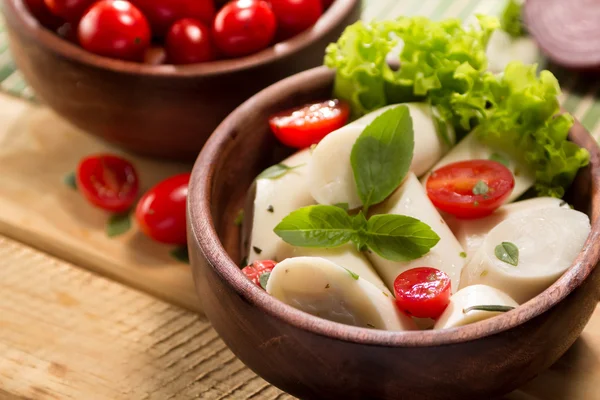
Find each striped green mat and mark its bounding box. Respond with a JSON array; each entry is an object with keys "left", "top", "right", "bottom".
[{"left": 2, "top": 0, "right": 599, "bottom": 139}]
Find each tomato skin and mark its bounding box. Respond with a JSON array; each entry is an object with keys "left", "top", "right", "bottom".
[
  {"left": 135, "top": 173, "right": 190, "bottom": 245},
  {"left": 166, "top": 18, "right": 215, "bottom": 64},
  {"left": 394, "top": 267, "right": 451, "bottom": 319},
  {"left": 268, "top": 0, "right": 322, "bottom": 40},
  {"left": 78, "top": 0, "right": 151, "bottom": 62},
  {"left": 25, "top": 0, "right": 64, "bottom": 29},
  {"left": 212, "top": 0, "right": 277, "bottom": 58},
  {"left": 269, "top": 99, "right": 350, "bottom": 148},
  {"left": 76, "top": 154, "right": 140, "bottom": 213},
  {"left": 130, "top": 0, "right": 215, "bottom": 37},
  {"left": 426, "top": 160, "right": 515, "bottom": 219},
  {"left": 44, "top": 0, "right": 95, "bottom": 22},
  {"left": 242, "top": 260, "right": 277, "bottom": 288}
]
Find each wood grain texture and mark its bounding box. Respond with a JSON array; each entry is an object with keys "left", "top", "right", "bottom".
[
  {"left": 0, "top": 234, "right": 599, "bottom": 400},
  {"left": 0, "top": 92, "right": 200, "bottom": 312}
]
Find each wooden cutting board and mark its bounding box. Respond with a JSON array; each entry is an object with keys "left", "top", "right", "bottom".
[{"left": 0, "top": 92, "right": 201, "bottom": 312}]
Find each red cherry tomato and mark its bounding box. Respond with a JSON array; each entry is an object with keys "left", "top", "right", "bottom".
[
  {"left": 76, "top": 154, "right": 140, "bottom": 213},
  {"left": 212, "top": 0, "right": 277, "bottom": 58},
  {"left": 78, "top": 0, "right": 151, "bottom": 62},
  {"left": 135, "top": 173, "right": 190, "bottom": 245},
  {"left": 268, "top": 99, "right": 350, "bottom": 148},
  {"left": 130, "top": 0, "right": 215, "bottom": 37},
  {"left": 321, "top": 0, "right": 334, "bottom": 9},
  {"left": 426, "top": 160, "right": 515, "bottom": 219},
  {"left": 242, "top": 260, "right": 277, "bottom": 288},
  {"left": 25, "top": 0, "right": 64, "bottom": 29},
  {"left": 394, "top": 267, "right": 451, "bottom": 319},
  {"left": 268, "top": 0, "right": 322, "bottom": 40},
  {"left": 44, "top": 0, "right": 95, "bottom": 22},
  {"left": 166, "top": 18, "right": 215, "bottom": 64}
]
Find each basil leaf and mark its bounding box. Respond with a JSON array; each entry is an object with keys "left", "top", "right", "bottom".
[
  {"left": 363, "top": 214, "right": 440, "bottom": 261},
  {"left": 274, "top": 205, "right": 356, "bottom": 248},
  {"left": 351, "top": 105, "right": 414, "bottom": 211},
  {"left": 489, "top": 152, "right": 510, "bottom": 168},
  {"left": 259, "top": 272, "right": 271, "bottom": 290},
  {"left": 257, "top": 163, "right": 304, "bottom": 180},
  {"left": 472, "top": 180, "right": 489, "bottom": 196},
  {"left": 334, "top": 203, "right": 349, "bottom": 211},
  {"left": 170, "top": 246, "right": 190, "bottom": 264},
  {"left": 494, "top": 242, "right": 519, "bottom": 266},
  {"left": 106, "top": 213, "right": 131, "bottom": 238},
  {"left": 463, "top": 305, "right": 515, "bottom": 314},
  {"left": 63, "top": 172, "right": 78, "bottom": 190}
]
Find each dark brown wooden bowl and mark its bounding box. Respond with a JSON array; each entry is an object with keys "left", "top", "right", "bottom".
[
  {"left": 187, "top": 66, "right": 600, "bottom": 399},
  {"left": 2, "top": 0, "right": 360, "bottom": 159}
]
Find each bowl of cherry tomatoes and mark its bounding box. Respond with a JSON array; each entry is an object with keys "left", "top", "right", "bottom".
[{"left": 2, "top": 0, "right": 360, "bottom": 159}]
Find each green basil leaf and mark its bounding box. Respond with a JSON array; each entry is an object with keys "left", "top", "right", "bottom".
[
  {"left": 106, "top": 213, "right": 131, "bottom": 238},
  {"left": 63, "top": 172, "right": 78, "bottom": 190},
  {"left": 334, "top": 203, "right": 349, "bottom": 211},
  {"left": 489, "top": 152, "right": 510, "bottom": 168},
  {"left": 472, "top": 180, "right": 489, "bottom": 196},
  {"left": 350, "top": 105, "right": 414, "bottom": 211},
  {"left": 274, "top": 205, "right": 356, "bottom": 248},
  {"left": 257, "top": 163, "right": 304, "bottom": 180},
  {"left": 463, "top": 305, "right": 515, "bottom": 314},
  {"left": 259, "top": 272, "right": 271, "bottom": 290},
  {"left": 363, "top": 214, "right": 440, "bottom": 261},
  {"left": 170, "top": 246, "right": 190, "bottom": 264},
  {"left": 494, "top": 242, "right": 519, "bottom": 266}
]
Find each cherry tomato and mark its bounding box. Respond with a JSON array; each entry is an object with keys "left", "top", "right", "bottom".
[
  {"left": 394, "top": 267, "right": 451, "bottom": 319},
  {"left": 321, "top": 0, "right": 334, "bottom": 9},
  {"left": 135, "top": 173, "right": 190, "bottom": 245},
  {"left": 25, "top": 0, "right": 64, "bottom": 29},
  {"left": 268, "top": 0, "right": 322, "bottom": 40},
  {"left": 212, "top": 0, "right": 277, "bottom": 58},
  {"left": 166, "top": 18, "right": 215, "bottom": 64},
  {"left": 242, "top": 260, "right": 277, "bottom": 288},
  {"left": 426, "top": 160, "right": 515, "bottom": 219},
  {"left": 268, "top": 99, "right": 350, "bottom": 148},
  {"left": 76, "top": 154, "right": 140, "bottom": 213},
  {"left": 78, "top": 0, "right": 151, "bottom": 62},
  {"left": 130, "top": 0, "right": 215, "bottom": 37},
  {"left": 44, "top": 0, "right": 96, "bottom": 22}
]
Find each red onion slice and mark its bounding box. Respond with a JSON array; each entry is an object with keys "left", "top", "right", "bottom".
[{"left": 524, "top": 0, "right": 600, "bottom": 69}]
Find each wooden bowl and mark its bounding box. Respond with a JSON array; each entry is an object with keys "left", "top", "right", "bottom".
[
  {"left": 2, "top": 0, "right": 361, "bottom": 159},
  {"left": 187, "top": 66, "right": 600, "bottom": 399}
]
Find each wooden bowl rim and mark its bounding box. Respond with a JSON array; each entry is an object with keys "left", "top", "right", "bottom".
[
  {"left": 189, "top": 66, "right": 600, "bottom": 347},
  {"left": 5, "top": 0, "right": 358, "bottom": 77}
]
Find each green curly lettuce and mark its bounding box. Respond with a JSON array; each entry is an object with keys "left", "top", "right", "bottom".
[{"left": 501, "top": 0, "right": 525, "bottom": 38}]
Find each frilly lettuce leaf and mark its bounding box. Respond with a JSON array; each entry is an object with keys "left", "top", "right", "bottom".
[{"left": 501, "top": 0, "right": 525, "bottom": 38}]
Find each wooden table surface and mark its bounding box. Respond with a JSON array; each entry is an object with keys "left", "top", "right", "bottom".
[{"left": 3, "top": 0, "right": 600, "bottom": 399}]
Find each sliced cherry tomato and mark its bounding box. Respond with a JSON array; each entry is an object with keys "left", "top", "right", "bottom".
[
  {"left": 130, "top": 0, "right": 215, "bottom": 37},
  {"left": 44, "top": 0, "right": 95, "bottom": 22},
  {"left": 426, "top": 160, "right": 515, "bottom": 219},
  {"left": 242, "top": 260, "right": 277, "bottom": 288},
  {"left": 269, "top": 99, "right": 350, "bottom": 148},
  {"left": 212, "top": 0, "right": 277, "bottom": 58},
  {"left": 268, "top": 0, "right": 322, "bottom": 40},
  {"left": 78, "top": 0, "right": 151, "bottom": 62},
  {"left": 25, "top": 0, "right": 64, "bottom": 29},
  {"left": 135, "top": 173, "right": 190, "bottom": 245},
  {"left": 394, "top": 267, "right": 451, "bottom": 319},
  {"left": 76, "top": 154, "right": 140, "bottom": 213},
  {"left": 166, "top": 18, "right": 215, "bottom": 64}
]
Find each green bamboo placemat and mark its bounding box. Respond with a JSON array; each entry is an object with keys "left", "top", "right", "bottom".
[{"left": 2, "top": 0, "right": 599, "bottom": 139}]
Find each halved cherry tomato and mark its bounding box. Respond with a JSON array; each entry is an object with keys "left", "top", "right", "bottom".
[
  {"left": 44, "top": 0, "right": 95, "bottom": 22},
  {"left": 268, "top": 0, "right": 322, "bottom": 40},
  {"left": 76, "top": 154, "right": 140, "bottom": 213},
  {"left": 426, "top": 160, "right": 515, "bottom": 219},
  {"left": 242, "top": 260, "right": 277, "bottom": 288},
  {"left": 166, "top": 18, "right": 215, "bottom": 64},
  {"left": 130, "top": 0, "right": 216, "bottom": 37},
  {"left": 394, "top": 267, "right": 451, "bottom": 319},
  {"left": 25, "top": 0, "right": 64, "bottom": 29},
  {"left": 135, "top": 173, "right": 190, "bottom": 245},
  {"left": 212, "top": 0, "right": 277, "bottom": 57},
  {"left": 78, "top": 0, "right": 151, "bottom": 62},
  {"left": 269, "top": 99, "right": 350, "bottom": 148}
]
